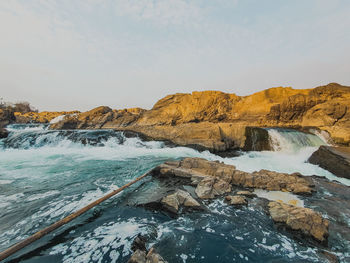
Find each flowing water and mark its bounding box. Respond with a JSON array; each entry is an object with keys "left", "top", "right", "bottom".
[{"left": 0, "top": 125, "right": 349, "bottom": 262}]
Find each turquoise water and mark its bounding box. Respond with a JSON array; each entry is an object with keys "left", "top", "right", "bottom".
[{"left": 0, "top": 125, "right": 348, "bottom": 262}]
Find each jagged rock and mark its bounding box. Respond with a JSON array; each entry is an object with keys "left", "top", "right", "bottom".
[
  {"left": 308, "top": 146, "right": 350, "bottom": 179},
  {"left": 268, "top": 201, "right": 329, "bottom": 242},
  {"left": 195, "top": 177, "right": 232, "bottom": 199},
  {"left": 161, "top": 189, "right": 201, "bottom": 213},
  {"left": 155, "top": 158, "right": 314, "bottom": 195},
  {"left": 225, "top": 195, "right": 247, "bottom": 206},
  {"left": 236, "top": 190, "right": 256, "bottom": 197}
]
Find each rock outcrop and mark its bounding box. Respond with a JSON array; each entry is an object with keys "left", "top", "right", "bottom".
[
  {"left": 308, "top": 146, "right": 350, "bottom": 179},
  {"left": 49, "top": 83, "right": 350, "bottom": 152},
  {"left": 155, "top": 158, "right": 314, "bottom": 195},
  {"left": 268, "top": 201, "right": 329, "bottom": 242},
  {"left": 14, "top": 111, "right": 80, "bottom": 123}
]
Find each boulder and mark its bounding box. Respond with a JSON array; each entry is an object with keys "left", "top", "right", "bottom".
[
  {"left": 308, "top": 146, "right": 350, "bottom": 179},
  {"left": 161, "top": 189, "right": 201, "bottom": 213},
  {"left": 268, "top": 201, "right": 329, "bottom": 242},
  {"left": 225, "top": 195, "right": 247, "bottom": 206}
]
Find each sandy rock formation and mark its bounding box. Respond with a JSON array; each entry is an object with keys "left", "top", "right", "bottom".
[
  {"left": 268, "top": 201, "right": 329, "bottom": 242},
  {"left": 50, "top": 83, "right": 350, "bottom": 151},
  {"left": 308, "top": 146, "right": 350, "bottom": 179},
  {"left": 154, "top": 158, "right": 314, "bottom": 195}
]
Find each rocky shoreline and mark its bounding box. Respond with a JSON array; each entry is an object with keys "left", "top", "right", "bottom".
[{"left": 124, "top": 157, "right": 350, "bottom": 262}]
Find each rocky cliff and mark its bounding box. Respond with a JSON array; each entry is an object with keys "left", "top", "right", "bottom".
[{"left": 49, "top": 82, "right": 350, "bottom": 153}]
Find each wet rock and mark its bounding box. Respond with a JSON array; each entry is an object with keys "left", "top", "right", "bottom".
[
  {"left": 128, "top": 249, "right": 147, "bottom": 263},
  {"left": 236, "top": 190, "right": 256, "bottom": 197},
  {"left": 0, "top": 128, "right": 9, "bottom": 138},
  {"left": 146, "top": 248, "right": 168, "bottom": 263},
  {"left": 243, "top": 127, "right": 272, "bottom": 151},
  {"left": 308, "top": 146, "right": 350, "bottom": 179},
  {"left": 161, "top": 189, "right": 201, "bottom": 213},
  {"left": 131, "top": 234, "right": 147, "bottom": 252},
  {"left": 225, "top": 195, "right": 247, "bottom": 206},
  {"left": 128, "top": 237, "right": 167, "bottom": 263},
  {"left": 268, "top": 201, "right": 329, "bottom": 242}
]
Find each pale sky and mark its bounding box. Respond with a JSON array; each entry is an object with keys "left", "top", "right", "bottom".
[{"left": 1, "top": 0, "right": 350, "bottom": 111}]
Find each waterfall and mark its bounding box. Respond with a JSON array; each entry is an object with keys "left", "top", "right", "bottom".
[{"left": 267, "top": 128, "right": 327, "bottom": 152}]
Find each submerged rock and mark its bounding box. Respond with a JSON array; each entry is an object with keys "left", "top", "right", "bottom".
[
  {"left": 225, "top": 195, "right": 247, "bottom": 206},
  {"left": 268, "top": 201, "right": 329, "bottom": 243},
  {"left": 308, "top": 146, "right": 350, "bottom": 179}
]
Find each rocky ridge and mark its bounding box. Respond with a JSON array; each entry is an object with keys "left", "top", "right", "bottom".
[{"left": 49, "top": 83, "right": 350, "bottom": 153}]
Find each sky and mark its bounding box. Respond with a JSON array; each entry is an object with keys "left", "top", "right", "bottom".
[{"left": 0, "top": 0, "right": 350, "bottom": 111}]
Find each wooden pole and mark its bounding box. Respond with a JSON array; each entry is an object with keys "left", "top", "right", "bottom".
[{"left": 0, "top": 171, "right": 150, "bottom": 261}]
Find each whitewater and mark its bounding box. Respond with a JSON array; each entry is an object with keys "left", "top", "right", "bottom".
[{"left": 0, "top": 124, "right": 349, "bottom": 262}]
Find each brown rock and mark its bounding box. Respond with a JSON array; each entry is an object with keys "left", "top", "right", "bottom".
[
  {"left": 50, "top": 82, "right": 350, "bottom": 149},
  {"left": 14, "top": 111, "right": 80, "bottom": 124},
  {"left": 225, "top": 195, "right": 247, "bottom": 206},
  {"left": 128, "top": 249, "right": 147, "bottom": 263},
  {"left": 161, "top": 189, "right": 201, "bottom": 213},
  {"left": 236, "top": 191, "right": 256, "bottom": 197},
  {"left": 308, "top": 146, "right": 350, "bottom": 179},
  {"left": 268, "top": 201, "right": 329, "bottom": 242}
]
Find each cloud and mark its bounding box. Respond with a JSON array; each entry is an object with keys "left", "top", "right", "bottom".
[{"left": 113, "top": 0, "right": 204, "bottom": 27}]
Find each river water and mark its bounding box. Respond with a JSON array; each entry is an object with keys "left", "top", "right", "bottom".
[{"left": 0, "top": 124, "right": 349, "bottom": 262}]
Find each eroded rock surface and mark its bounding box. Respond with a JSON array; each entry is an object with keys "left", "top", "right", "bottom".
[
  {"left": 14, "top": 111, "right": 80, "bottom": 123},
  {"left": 154, "top": 158, "right": 314, "bottom": 196},
  {"left": 268, "top": 201, "right": 329, "bottom": 242},
  {"left": 308, "top": 146, "right": 350, "bottom": 179},
  {"left": 49, "top": 83, "right": 350, "bottom": 152}
]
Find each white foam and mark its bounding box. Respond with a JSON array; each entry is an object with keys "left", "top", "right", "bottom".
[
  {"left": 0, "top": 179, "right": 13, "bottom": 185},
  {"left": 27, "top": 191, "right": 60, "bottom": 201},
  {"left": 49, "top": 115, "right": 66, "bottom": 124},
  {"left": 50, "top": 218, "right": 148, "bottom": 263}
]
